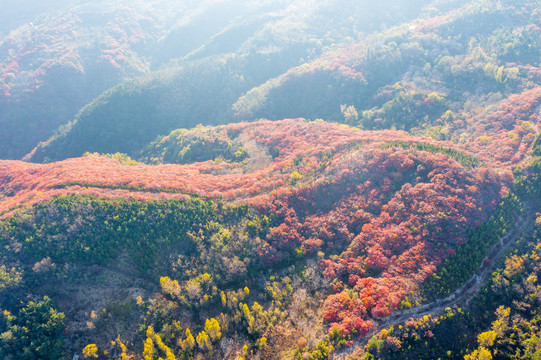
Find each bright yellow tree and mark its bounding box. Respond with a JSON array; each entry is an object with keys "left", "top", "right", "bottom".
[
  {"left": 205, "top": 318, "right": 222, "bottom": 341},
  {"left": 82, "top": 344, "right": 98, "bottom": 358},
  {"left": 181, "top": 328, "right": 196, "bottom": 351},
  {"left": 196, "top": 331, "right": 211, "bottom": 351}
]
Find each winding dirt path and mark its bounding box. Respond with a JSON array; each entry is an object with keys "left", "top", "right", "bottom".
[{"left": 334, "top": 206, "right": 537, "bottom": 359}]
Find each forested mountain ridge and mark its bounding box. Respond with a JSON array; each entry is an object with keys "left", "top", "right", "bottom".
[
  {"left": 0, "top": 119, "right": 498, "bottom": 216},
  {"left": 25, "top": 0, "right": 540, "bottom": 163},
  {"left": 0, "top": 0, "right": 540, "bottom": 359},
  {"left": 1, "top": 0, "right": 434, "bottom": 160},
  {"left": 233, "top": 0, "right": 540, "bottom": 125}
]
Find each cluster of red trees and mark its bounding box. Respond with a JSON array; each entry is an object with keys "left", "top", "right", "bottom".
[
  {"left": 98, "top": 12, "right": 148, "bottom": 69},
  {"left": 0, "top": 5, "right": 152, "bottom": 100},
  {"left": 0, "top": 13, "right": 84, "bottom": 99},
  {"left": 250, "top": 139, "right": 502, "bottom": 336},
  {"left": 3, "top": 119, "right": 494, "bottom": 215},
  {"left": 0, "top": 117, "right": 511, "bottom": 338},
  {"left": 456, "top": 87, "right": 541, "bottom": 166}
]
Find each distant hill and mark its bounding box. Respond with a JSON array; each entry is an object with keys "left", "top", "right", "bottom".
[
  {"left": 232, "top": 0, "right": 540, "bottom": 129},
  {"left": 0, "top": 1, "right": 158, "bottom": 158},
  {"left": 25, "top": 56, "right": 251, "bottom": 162},
  {"left": 27, "top": 0, "right": 540, "bottom": 164},
  {"left": 1, "top": 0, "right": 434, "bottom": 160}
]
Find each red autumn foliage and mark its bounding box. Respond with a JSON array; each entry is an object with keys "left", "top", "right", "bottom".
[
  {"left": 0, "top": 117, "right": 513, "bottom": 337},
  {"left": 456, "top": 87, "right": 541, "bottom": 166}
]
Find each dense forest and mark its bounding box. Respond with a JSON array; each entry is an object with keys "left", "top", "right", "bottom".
[
  {"left": 0, "top": 0, "right": 540, "bottom": 359},
  {"left": 1, "top": 0, "right": 434, "bottom": 160}
]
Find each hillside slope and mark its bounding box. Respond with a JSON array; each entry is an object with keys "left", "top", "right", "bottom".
[
  {"left": 1, "top": 0, "right": 434, "bottom": 160},
  {"left": 232, "top": 0, "right": 540, "bottom": 126},
  {"left": 23, "top": 0, "right": 464, "bottom": 162},
  {"left": 0, "top": 118, "right": 516, "bottom": 359},
  {"left": 26, "top": 0, "right": 540, "bottom": 163},
  {"left": 0, "top": 0, "right": 540, "bottom": 359}
]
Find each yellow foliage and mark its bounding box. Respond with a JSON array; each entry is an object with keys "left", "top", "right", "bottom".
[
  {"left": 160, "top": 276, "right": 181, "bottom": 299},
  {"left": 242, "top": 303, "right": 251, "bottom": 320},
  {"left": 221, "top": 291, "right": 227, "bottom": 307},
  {"left": 290, "top": 171, "right": 302, "bottom": 183},
  {"left": 521, "top": 121, "right": 534, "bottom": 132},
  {"left": 196, "top": 331, "right": 211, "bottom": 351},
  {"left": 477, "top": 135, "right": 493, "bottom": 144},
  {"left": 508, "top": 132, "right": 520, "bottom": 142},
  {"left": 492, "top": 306, "right": 511, "bottom": 337},
  {"left": 258, "top": 337, "right": 267, "bottom": 348},
  {"left": 464, "top": 347, "right": 492, "bottom": 360},
  {"left": 143, "top": 338, "right": 154, "bottom": 360},
  {"left": 477, "top": 330, "right": 497, "bottom": 347},
  {"left": 218, "top": 313, "right": 229, "bottom": 332},
  {"left": 181, "top": 328, "right": 195, "bottom": 351},
  {"left": 252, "top": 301, "right": 263, "bottom": 313},
  {"left": 205, "top": 318, "right": 222, "bottom": 341},
  {"left": 82, "top": 344, "right": 99, "bottom": 358},
  {"left": 154, "top": 332, "right": 176, "bottom": 360},
  {"left": 146, "top": 325, "right": 155, "bottom": 338},
  {"left": 427, "top": 92, "right": 445, "bottom": 102},
  {"left": 504, "top": 255, "right": 524, "bottom": 278},
  {"left": 115, "top": 336, "right": 133, "bottom": 360}
]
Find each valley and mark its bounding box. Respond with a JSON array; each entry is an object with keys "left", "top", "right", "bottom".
[{"left": 0, "top": 0, "right": 540, "bottom": 359}]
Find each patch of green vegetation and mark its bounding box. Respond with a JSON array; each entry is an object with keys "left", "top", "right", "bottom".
[
  {"left": 0, "top": 195, "right": 250, "bottom": 275},
  {"left": 83, "top": 152, "right": 140, "bottom": 165},
  {"left": 0, "top": 297, "right": 66, "bottom": 360},
  {"left": 139, "top": 125, "right": 248, "bottom": 165},
  {"left": 381, "top": 141, "right": 480, "bottom": 168}
]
